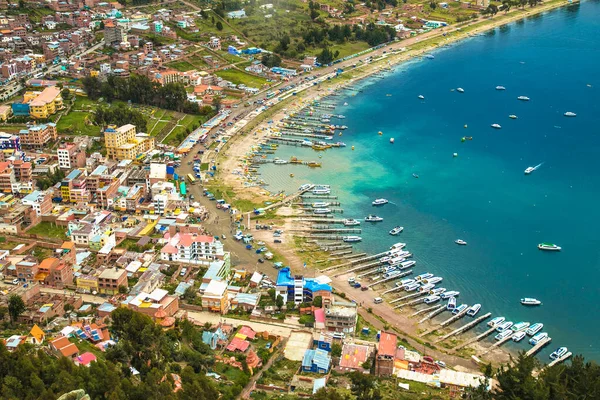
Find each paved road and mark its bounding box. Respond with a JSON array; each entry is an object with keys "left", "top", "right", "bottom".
[{"left": 186, "top": 310, "right": 294, "bottom": 337}]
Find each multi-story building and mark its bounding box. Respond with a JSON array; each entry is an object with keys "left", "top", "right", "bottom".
[
  {"left": 16, "top": 259, "right": 38, "bottom": 283},
  {"left": 0, "top": 133, "right": 19, "bottom": 150},
  {"left": 57, "top": 142, "right": 86, "bottom": 169},
  {"left": 275, "top": 267, "right": 333, "bottom": 305},
  {"left": 35, "top": 257, "right": 73, "bottom": 288},
  {"left": 18, "top": 123, "right": 57, "bottom": 148},
  {"left": 104, "top": 124, "right": 154, "bottom": 161},
  {"left": 21, "top": 190, "right": 53, "bottom": 216},
  {"left": 160, "top": 233, "right": 225, "bottom": 265},
  {"left": 324, "top": 300, "right": 358, "bottom": 334},
  {"left": 375, "top": 332, "right": 397, "bottom": 376},
  {"left": 103, "top": 20, "right": 123, "bottom": 47},
  {"left": 0, "top": 161, "right": 15, "bottom": 193},
  {"left": 97, "top": 267, "right": 128, "bottom": 294},
  {"left": 23, "top": 86, "right": 63, "bottom": 119},
  {"left": 60, "top": 168, "right": 90, "bottom": 204},
  {"left": 76, "top": 274, "right": 99, "bottom": 293}
]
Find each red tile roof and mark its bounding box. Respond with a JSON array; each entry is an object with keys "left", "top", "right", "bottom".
[
  {"left": 378, "top": 332, "right": 397, "bottom": 357},
  {"left": 59, "top": 343, "right": 80, "bottom": 358},
  {"left": 226, "top": 337, "right": 249, "bottom": 352},
  {"left": 238, "top": 326, "right": 256, "bottom": 340},
  {"left": 340, "top": 344, "right": 371, "bottom": 369}
]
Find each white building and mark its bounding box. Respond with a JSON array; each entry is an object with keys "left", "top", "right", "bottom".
[{"left": 160, "top": 233, "right": 224, "bottom": 265}]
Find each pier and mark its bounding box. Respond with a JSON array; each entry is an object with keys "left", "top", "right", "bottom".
[
  {"left": 546, "top": 352, "right": 572, "bottom": 368},
  {"left": 391, "top": 291, "right": 425, "bottom": 305},
  {"left": 526, "top": 337, "right": 552, "bottom": 357},
  {"left": 480, "top": 335, "right": 514, "bottom": 356},
  {"left": 455, "top": 326, "right": 497, "bottom": 350},
  {"left": 440, "top": 307, "right": 470, "bottom": 327},
  {"left": 323, "top": 251, "right": 388, "bottom": 273},
  {"left": 367, "top": 270, "right": 412, "bottom": 288},
  {"left": 435, "top": 313, "right": 492, "bottom": 343},
  {"left": 336, "top": 260, "right": 383, "bottom": 277},
  {"left": 418, "top": 305, "right": 447, "bottom": 324},
  {"left": 380, "top": 284, "right": 406, "bottom": 295},
  {"left": 411, "top": 304, "right": 443, "bottom": 317}
]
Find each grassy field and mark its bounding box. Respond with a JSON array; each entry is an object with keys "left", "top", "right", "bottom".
[
  {"left": 304, "top": 41, "right": 371, "bottom": 60},
  {"left": 165, "top": 60, "right": 197, "bottom": 72},
  {"left": 56, "top": 111, "right": 101, "bottom": 136},
  {"left": 27, "top": 222, "right": 68, "bottom": 240},
  {"left": 215, "top": 68, "right": 268, "bottom": 88},
  {"left": 162, "top": 114, "right": 206, "bottom": 146}
]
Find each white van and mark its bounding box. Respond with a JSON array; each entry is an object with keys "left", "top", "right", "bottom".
[
  {"left": 348, "top": 276, "right": 356, "bottom": 284},
  {"left": 373, "top": 297, "right": 383, "bottom": 304}
]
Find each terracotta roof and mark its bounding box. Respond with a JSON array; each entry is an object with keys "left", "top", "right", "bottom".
[
  {"left": 161, "top": 244, "right": 178, "bottom": 254},
  {"left": 51, "top": 336, "right": 71, "bottom": 349},
  {"left": 160, "top": 317, "right": 176, "bottom": 327},
  {"left": 378, "top": 332, "right": 397, "bottom": 357},
  {"left": 340, "top": 344, "right": 371, "bottom": 369},
  {"left": 154, "top": 308, "right": 167, "bottom": 319},
  {"left": 238, "top": 326, "right": 256, "bottom": 340},
  {"left": 59, "top": 343, "right": 79, "bottom": 357},
  {"left": 29, "top": 324, "right": 45, "bottom": 343},
  {"left": 39, "top": 257, "right": 59, "bottom": 270}
]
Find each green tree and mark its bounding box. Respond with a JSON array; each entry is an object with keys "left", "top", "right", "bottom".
[
  {"left": 183, "top": 286, "right": 197, "bottom": 302},
  {"left": 212, "top": 96, "right": 222, "bottom": 112},
  {"left": 313, "top": 387, "right": 350, "bottom": 400},
  {"left": 216, "top": 21, "right": 223, "bottom": 31},
  {"left": 118, "top": 285, "right": 128, "bottom": 294},
  {"left": 8, "top": 295, "right": 25, "bottom": 324},
  {"left": 313, "top": 296, "right": 322, "bottom": 307},
  {"left": 275, "top": 295, "right": 284, "bottom": 309},
  {"left": 331, "top": 343, "right": 342, "bottom": 357}
]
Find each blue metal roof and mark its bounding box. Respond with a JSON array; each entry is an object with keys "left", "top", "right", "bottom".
[
  {"left": 302, "top": 349, "right": 331, "bottom": 371},
  {"left": 276, "top": 267, "right": 296, "bottom": 287},
  {"left": 304, "top": 278, "right": 331, "bottom": 293}
]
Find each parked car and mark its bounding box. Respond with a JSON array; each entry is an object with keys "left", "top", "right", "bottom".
[
  {"left": 180, "top": 268, "right": 187, "bottom": 276},
  {"left": 274, "top": 239, "right": 282, "bottom": 244},
  {"left": 258, "top": 258, "right": 265, "bottom": 263},
  {"left": 361, "top": 286, "right": 369, "bottom": 291}
]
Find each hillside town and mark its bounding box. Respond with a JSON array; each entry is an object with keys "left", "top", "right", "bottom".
[{"left": 0, "top": 0, "right": 590, "bottom": 399}]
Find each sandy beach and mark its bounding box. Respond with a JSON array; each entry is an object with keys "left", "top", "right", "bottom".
[{"left": 210, "top": 0, "right": 576, "bottom": 369}]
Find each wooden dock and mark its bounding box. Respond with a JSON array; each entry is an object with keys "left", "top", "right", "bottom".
[
  {"left": 367, "top": 270, "right": 412, "bottom": 288},
  {"left": 435, "top": 313, "right": 491, "bottom": 343},
  {"left": 391, "top": 291, "right": 426, "bottom": 305},
  {"left": 455, "top": 326, "right": 497, "bottom": 350},
  {"left": 418, "top": 305, "right": 447, "bottom": 324},
  {"left": 546, "top": 351, "right": 572, "bottom": 368},
  {"left": 411, "top": 304, "right": 442, "bottom": 317},
  {"left": 526, "top": 337, "right": 552, "bottom": 357},
  {"left": 335, "top": 260, "right": 382, "bottom": 277},
  {"left": 323, "top": 251, "right": 388, "bottom": 273},
  {"left": 381, "top": 284, "right": 406, "bottom": 295},
  {"left": 440, "top": 307, "right": 470, "bottom": 327},
  {"left": 480, "top": 334, "right": 513, "bottom": 356}
]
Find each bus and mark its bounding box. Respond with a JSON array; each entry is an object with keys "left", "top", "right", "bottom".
[{"left": 187, "top": 174, "right": 196, "bottom": 185}]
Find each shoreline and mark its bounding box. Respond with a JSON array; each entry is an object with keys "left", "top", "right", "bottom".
[{"left": 211, "top": 0, "right": 578, "bottom": 370}]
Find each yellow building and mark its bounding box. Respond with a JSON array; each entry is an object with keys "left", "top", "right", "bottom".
[
  {"left": 24, "top": 86, "right": 63, "bottom": 119},
  {"left": 105, "top": 124, "right": 155, "bottom": 161},
  {"left": 0, "top": 105, "right": 12, "bottom": 121},
  {"left": 77, "top": 275, "right": 99, "bottom": 293},
  {"left": 90, "top": 70, "right": 99, "bottom": 78}
]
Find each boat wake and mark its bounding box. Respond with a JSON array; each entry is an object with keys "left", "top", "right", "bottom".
[{"left": 533, "top": 162, "right": 544, "bottom": 171}]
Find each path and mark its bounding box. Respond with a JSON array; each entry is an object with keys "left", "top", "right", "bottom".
[{"left": 239, "top": 346, "right": 283, "bottom": 399}]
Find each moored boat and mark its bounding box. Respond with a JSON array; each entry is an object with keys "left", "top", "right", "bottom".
[
  {"left": 488, "top": 317, "right": 505, "bottom": 327},
  {"left": 446, "top": 297, "right": 457, "bottom": 311},
  {"left": 313, "top": 208, "right": 331, "bottom": 214},
  {"left": 512, "top": 331, "right": 527, "bottom": 342},
  {"left": 343, "top": 219, "right": 361, "bottom": 226},
  {"left": 390, "top": 242, "right": 406, "bottom": 251},
  {"left": 526, "top": 323, "right": 544, "bottom": 336},
  {"left": 441, "top": 291, "right": 460, "bottom": 300},
  {"left": 311, "top": 202, "right": 330, "bottom": 208},
  {"left": 372, "top": 198, "right": 389, "bottom": 206},
  {"left": 404, "top": 282, "right": 421, "bottom": 292},
  {"left": 424, "top": 295, "right": 441, "bottom": 304},
  {"left": 453, "top": 304, "right": 468, "bottom": 315},
  {"left": 342, "top": 236, "right": 362, "bottom": 242},
  {"left": 550, "top": 347, "right": 568, "bottom": 360},
  {"left": 496, "top": 321, "right": 514, "bottom": 333},
  {"left": 511, "top": 322, "right": 531, "bottom": 332},
  {"left": 364, "top": 215, "right": 383, "bottom": 222},
  {"left": 418, "top": 283, "right": 436, "bottom": 293},
  {"left": 400, "top": 260, "right": 416, "bottom": 269},
  {"left": 495, "top": 330, "right": 512, "bottom": 341},
  {"left": 466, "top": 304, "right": 481, "bottom": 317},
  {"left": 423, "top": 276, "right": 443, "bottom": 285},
  {"left": 415, "top": 273, "right": 433, "bottom": 281},
  {"left": 529, "top": 332, "right": 548, "bottom": 345}
]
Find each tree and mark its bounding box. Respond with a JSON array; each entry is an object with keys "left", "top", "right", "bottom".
[
  {"left": 349, "top": 371, "right": 382, "bottom": 400},
  {"left": 313, "top": 387, "right": 350, "bottom": 400},
  {"left": 313, "top": 296, "right": 322, "bottom": 307},
  {"left": 118, "top": 285, "right": 128, "bottom": 294},
  {"left": 429, "top": 1, "right": 436, "bottom": 9},
  {"left": 317, "top": 47, "right": 334, "bottom": 64},
  {"left": 216, "top": 21, "right": 223, "bottom": 31},
  {"left": 275, "top": 295, "right": 284, "bottom": 309},
  {"left": 267, "top": 288, "right": 276, "bottom": 301},
  {"left": 331, "top": 343, "right": 342, "bottom": 357},
  {"left": 494, "top": 352, "right": 546, "bottom": 399},
  {"left": 8, "top": 295, "right": 25, "bottom": 324},
  {"left": 261, "top": 53, "right": 281, "bottom": 68},
  {"left": 212, "top": 96, "right": 222, "bottom": 112},
  {"left": 183, "top": 287, "right": 197, "bottom": 302}
]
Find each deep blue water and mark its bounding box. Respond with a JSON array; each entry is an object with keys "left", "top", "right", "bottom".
[{"left": 259, "top": 1, "right": 600, "bottom": 360}]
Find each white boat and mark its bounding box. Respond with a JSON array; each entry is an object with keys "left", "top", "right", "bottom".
[
  {"left": 400, "top": 260, "right": 416, "bottom": 269},
  {"left": 404, "top": 282, "right": 421, "bottom": 292},
  {"left": 511, "top": 322, "right": 531, "bottom": 332},
  {"left": 453, "top": 304, "right": 468, "bottom": 315},
  {"left": 529, "top": 332, "right": 548, "bottom": 345},
  {"left": 491, "top": 123, "right": 502, "bottom": 129},
  {"left": 396, "top": 278, "right": 415, "bottom": 287},
  {"left": 509, "top": 114, "right": 518, "bottom": 119},
  {"left": 390, "top": 242, "right": 407, "bottom": 251},
  {"left": 343, "top": 219, "right": 361, "bottom": 226},
  {"left": 390, "top": 138, "right": 395, "bottom": 144},
  {"left": 538, "top": 243, "right": 561, "bottom": 251},
  {"left": 496, "top": 86, "right": 506, "bottom": 90},
  {"left": 526, "top": 323, "right": 544, "bottom": 336},
  {"left": 389, "top": 226, "right": 404, "bottom": 235},
  {"left": 496, "top": 321, "right": 514, "bottom": 332},
  {"left": 312, "top": 187, "right": 331, "bottom": 195},
  {"left": 372, "top": 198, "right": 389, "bottom": 206},
  {"left": 301, "top": 140, "right": 314, "bottom": 147},
  {"left": 521, "top": 298, "right": 542, "bottom": 306},
  {"left": 418, "top": 95, "right": 425, "bottom": 100},
  {"left": 274, "top": 159, "right": 288, "bottom": 164},
  {"left": 313, "top": 208, "right": 331, "bottom": 214},
  {"left": 298, "top": 184, "right": 314, "bottom": 191},
  {"left": 455, "top": 239, "right": 467, "bottom": 245},
  {"left": 415, "top": 273, "right": 433, "bottom": 281},
  {"left": 495, "top": 330, "right": 513, "bottom": 341},
  {"left": 312, "top": 202, "right": 330, "bottom": 208},
  {"left": 364, "top": 215, "right": 383, "bottom": 222},
  {"left": 524, "top": 166, "right": 535, "bottom": 174},
  {"left": 430, "top": 287, "right": 446, "bottom": 295},
  {"left": 441, "top": 291, "right": 459, "bottom": 300},
  {"left": 342, "top": 236, "right": 362, "bottom": 242},
  {"left": 550, "top": 347, "right": 568, "bottom": 360},
  {"left": 457, "top": 87, "right": 465, "bottom": 93},
  {"left": 379, "top": 256, "right": 392, "bottom": 264},
  {"left": 446, "top": 297, "right": 457, "bottom": 311},
  {"left": 424, "top": 295, "right": 441, "bottom": 304},
  {"left": 512, "top": 331, "right": 527, "bottom": 342},
  {"left": 518, "top": 96, "right": 530, "bottom": 101},
  {"left": 418, "top": 283, "right": 436, "bottom": 293},
  {"left": 564, "top": 111, "right": 576, "bottom": 117},
  {"left": 488, "top": 317, "right": 505, "bottom": 327},
  {"left": 383, "top": 270, "right": 402, "bottom": 279},
  {"left": 466, "top": 304, "right": 481, "bottom": 317},
  {"left": 424, "top": 276, "right": 443, "bottom": 285},
  {"left": 424, "top": 54, "right": 435, "bottom": 59}
]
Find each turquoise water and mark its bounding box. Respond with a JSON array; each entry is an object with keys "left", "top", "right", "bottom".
[{"left": 259, "top": 2, "right": 600, "bottom": 359}]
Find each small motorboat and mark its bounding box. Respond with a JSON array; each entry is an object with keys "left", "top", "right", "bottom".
[
  {"left": 496, "top": 86, "right": 506, "bottom": 90},
  {"left": 491, "top": 123, "right": 502, "bottom": 129},
  {"left": 466, "top": 304, "right": 481, "bottom": 317},
  {"left": 412, "top": 173, "right": 419, "bottom": 178},
  {"left": 390, "top": 138, "right": 395, "bottom": 144},
  {"left": 364, "top": 215, "right": 383, "bottom": 222},
  {"left": 455, "top": 239, "right": 467, "bottom": 245},
  {"left": 418, "top": 95, "right": 425, "bottom": 100},
  {"left": 550, "top": 347, "right": 568, "bottom": 360},
  {"left": 389, "top": 226, "right": 404, "bottom": 236},
  {"left": 487, "top": 317, "right": 505, "bottom": 327},
  {"left": 457, "top": 87, "right": 465, "bottom": 93},
  {"left": 538, "top": 243, "right": 561, "bottom": 251},
  {"left": 521, "top": 298, "right": 542, "bottom": 306},
  {"left": 342, "top": 236, "right": 362, "bottom": 242},
  {"left": 518, "top": 96, "right": 530, "bottom": 101},
  {"left": 564, "top": 112, "right": 576, "bottom": 117},
  {"left": 509, "top": 115, "right": 518, "bottom": 119},
  {"left": 372, "top": 198, "right": 389, "bottom": 206},
  {"left": 343, "top": 219, "right": 361, "bottom": 226},
  {"left": 512, "top": 331, "right": 527, "bottom": 342}
]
